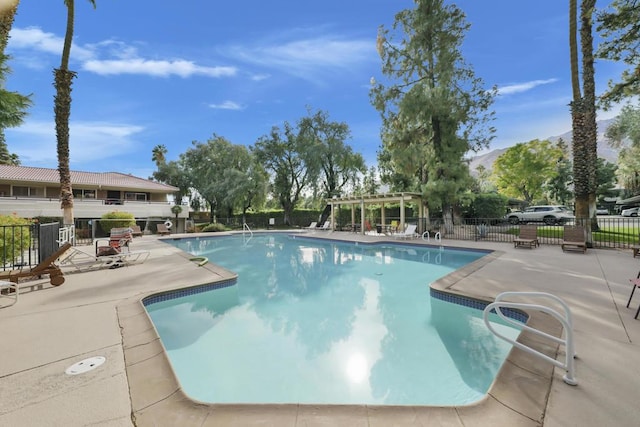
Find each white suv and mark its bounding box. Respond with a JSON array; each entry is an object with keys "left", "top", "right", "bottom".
[{"left": 506, "top": 205, "right": 575, "bottom": 225}]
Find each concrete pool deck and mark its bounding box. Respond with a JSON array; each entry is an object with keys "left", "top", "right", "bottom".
[{"left": 1, "top": 231, "right": 639, "bottom": 426}]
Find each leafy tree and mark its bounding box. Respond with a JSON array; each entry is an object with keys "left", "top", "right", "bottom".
[
  {"left": 362, "top": 166, "right": 379, "bottom": 195},
  {"left": 253, "top": 122, "right": 314, "bottom": 226},
  {"left": 595, "top": 157, "right": 618, "bottom": 200},
  {"left": 0, "top": 0, "right": 32, "bottom": 166},
  {"left": 298, "top": 108, "right": 366, "bottom": 198},
  {"left": 218, "top": 147, "right": 268, "bottom": 224},
  {"left": 543, "top": 138, "right": 573, "bottom": 205},
  {"left": 605, "top": 104, "right": 640, "bottom": 193},
  {"left": 491, "top": 139, "right": 564, "bottom": 203},
  {"left": 180, "top": 135, "right": 239, "bottom": 223},
  {"left": 468, "top": 192, "right": 508, "bottom": 219},
  {"left": 474, "top": 164, "right": 495, "bottom": 193},
  {"left": 151, "top": 159, "right": 190, "bottom": 206},
  {"left": 370, "top": 0, "right": 495, "bottom": 231},
  {"left": 55, "top": 0, "right": 96, "bottom": 226},
  {"left": 596, "top": 0, "right": 640, "bottom": 106}
]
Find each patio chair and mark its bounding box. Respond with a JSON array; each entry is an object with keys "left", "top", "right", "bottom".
[
  {"left": 394, "top": 224, "right": 418, "bottom": 240},
  {"left": 319, "top": 221, "right": 331, "bottom": 231},
  {"left": 626, "top": 271, "right": 640, "bottom": 319},
  {"left": 0, "top": 242, "right": 72, "bottom": 286},
  {"left": 60, "top": 243, "right": 150, "bottom": 271},
  {"left": 514, "top": 225, "right": 539, "bottom": 249},
  {"left": 156, "top": 223, "right": 171, "bottom": 235},
  {"left": 304, "top": 221, "right": 318, "bottom": 229},
  {"left": 95, "top": 227, "right": 133, "bottom": 257},
  {"left": 130, "top": 225, "right": 143, "bottom": 237},
  {"left": 561, "top": 225, "right": 587, "bottom": 253}
]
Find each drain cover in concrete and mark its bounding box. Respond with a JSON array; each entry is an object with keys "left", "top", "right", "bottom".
[{"left": 65, "top": 356, "right": 106, "bottom": 375}]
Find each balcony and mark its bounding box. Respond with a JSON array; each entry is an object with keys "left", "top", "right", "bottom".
[{"left": 0, "top": 196, "right": 188, "bottom": 219}]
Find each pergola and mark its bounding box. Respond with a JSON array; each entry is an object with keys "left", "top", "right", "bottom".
[{"left": 325, "top": 192, "right": 424, "bottom": 235}]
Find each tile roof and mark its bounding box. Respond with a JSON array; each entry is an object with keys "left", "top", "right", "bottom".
[{"left": 0, "top": 165, "right": 179, "bottom": 193}]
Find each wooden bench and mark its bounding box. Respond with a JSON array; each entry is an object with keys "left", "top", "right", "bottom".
[
  {"left": 156, "top": 223, "right": 171, "bottom": 235},
  {"left": 514, "top": 225, "right": 539, "bottom": 249},
  {"left": 130, "top": 225, "right": 143, "bottom": 237},
  {"left": 561, "top": 225, "right": 587, "bottom": 253}
]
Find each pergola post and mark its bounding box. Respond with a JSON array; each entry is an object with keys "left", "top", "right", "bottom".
[
  {"left": 400, "top": 197, "right": 406, "bottom": 231},
  {"left": 360, "top": 198, "right": 365, "bottom": 235},
  {"left": 351, "top": 205, "right": 355, "bottom": 231},
  {"left": 381, "top": 202, "right": 386, "bottom": 232}
]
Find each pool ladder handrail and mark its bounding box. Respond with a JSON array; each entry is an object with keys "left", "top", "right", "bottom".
[
  {"left": 242, "top": 223, "right": 253, "bottom": 246},
  {"left": 422, "top": 230, "right": 441, "bottom": 243},
  {"left": 483, "top": 291, "right": 577, "bottom": 386}
]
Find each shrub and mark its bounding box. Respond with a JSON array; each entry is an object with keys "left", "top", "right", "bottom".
[
  {"left": 0, "top": 215, "right": 32, "bottom": 266},
  {"left": 201, "top": 223, "right": 228, "bottom": 232},
  {"left": 100, "top": 211, "right": 136, "bottom": 233},
  {"left": 470, "top": 193, "right": 509, "bottom": 220}
]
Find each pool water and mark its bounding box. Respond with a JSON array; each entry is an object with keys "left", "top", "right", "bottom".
[{"left": 146, "top": 234, "right": 521, "bottom": 406}]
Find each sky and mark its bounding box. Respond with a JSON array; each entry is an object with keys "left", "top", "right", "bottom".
[{"left": 4, "top": 0, "right": 627, "bottom": 180}]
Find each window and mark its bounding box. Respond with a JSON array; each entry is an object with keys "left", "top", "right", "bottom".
[
  {"left": 125, "top": 192, "right": 148, "bottom": 202},
  {"left": 13, "top": 186, "right": 43, "bottom": 197},
  {"left": 72, "top": 189, "right": 96, "bottom": 199}
]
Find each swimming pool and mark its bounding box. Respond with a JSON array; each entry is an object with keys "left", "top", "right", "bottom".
[{"left": 146, "top": 234, "right": 522, "bottom": 406}]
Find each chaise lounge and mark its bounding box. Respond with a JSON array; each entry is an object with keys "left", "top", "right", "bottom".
[{"left": 0, "top": 242, "right": 72, "bottom": 286}]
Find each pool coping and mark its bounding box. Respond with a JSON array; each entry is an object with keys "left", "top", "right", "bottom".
[{"left": 119, "top": 234, "right": 561, "bottom": 426}]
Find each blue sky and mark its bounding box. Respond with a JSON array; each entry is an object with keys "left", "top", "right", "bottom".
[{"left": 5, "top": 0, "right": 625, "bottom": 180}]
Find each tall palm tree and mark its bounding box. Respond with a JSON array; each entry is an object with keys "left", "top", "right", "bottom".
[
  {"left": 151, "top": 144, "right": 167, "bottom": 166},
  {"left": 55, "top": 0, "right": 95, "bottom": 225},
  {"left": 569, "top": 0, "right": 589, "bottom": 234},
  {"left": 580, "top": 0, "right": 598, "bottom": 232}
]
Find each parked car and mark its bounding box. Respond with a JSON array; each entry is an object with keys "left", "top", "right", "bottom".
[
  {"left": 621, "top": 207, "right": 639, "bottom": 217},
  {"left": 596, "top": 207, "right": 609, "bottom": 215},
  {"left": 505, "top": 205, "right": 575, "bottom": 225}
]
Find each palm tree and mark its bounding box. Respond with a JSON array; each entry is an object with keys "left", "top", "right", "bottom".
[
  {"left": 569, "top": 0, "right": 589, "bottom": 235},
  {"left": 151, "top": 144, "right": 167, "bottom": 166},
  {"left": 0, "top": 0, "right": 32, "bottom": 165},
  {"left": 55, "top": 0, "right": 96, "bottom": 226},
  {"left": 580, "top": 0, "right": 598, "bottom": 232}
]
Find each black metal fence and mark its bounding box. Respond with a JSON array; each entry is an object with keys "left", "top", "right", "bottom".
[
  {"left": 411, "top": 217, "right": 639, "bottom": 249},
  {"left": 0, "top": 222, "right": 63, "bottom": 271}
]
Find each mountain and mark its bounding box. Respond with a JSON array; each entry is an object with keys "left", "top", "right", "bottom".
[{"left": 468, "top": 118, "right": 619, "bottom": 174}]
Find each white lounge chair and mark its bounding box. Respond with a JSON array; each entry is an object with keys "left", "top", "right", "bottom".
[
  {"left": 60, "top": 244, "right": 150, "bottom": 271},
  {"left": 394, "top": 224, "right": 417, "bottom": 239},
  {"left": 319, "top": 221, "right": 331, "bottom": 231},
  {"left": 304, "top": 221, "right": 318, "bottom": 229}
]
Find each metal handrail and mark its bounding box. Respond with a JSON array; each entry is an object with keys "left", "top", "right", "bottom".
[
  {"left": 422, "top": 230, "right": 441, "bottom": 243},
  {"left": 243, "top": 222, "right": 253, "bottom": 238},
  {"left": 483, "top": 291, "right": 577, "bottom": 386}
]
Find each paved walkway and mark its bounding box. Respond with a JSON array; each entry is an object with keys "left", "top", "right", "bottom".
[{"left": 0, "top": 232, "right": 638, "bottom": 426}]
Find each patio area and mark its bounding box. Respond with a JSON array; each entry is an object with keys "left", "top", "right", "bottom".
[{"left": 1, "top": 231, "right": 639, "bottom": 426}]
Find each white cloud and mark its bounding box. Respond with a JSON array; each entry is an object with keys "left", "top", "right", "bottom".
[
  {"left": 498, "top": 78, "right": 559, "bottom": 95},
  {"left": 9, "top": 27, "right": 95, "bottom": 60},
  {"left": 82, "top": 58, "right": 237, "bottom": 78},
  {"left": 208, "top": 101, "right": 243, "bottom": 110},
  {"left": 8, "top": 120, "right": 145, "bottom": 166},
  {"left": 9, "top": 26, "right": 237, "bottom": 79},
  {"left": 228, "top": 35, "right": 376, "bottom": 80}
]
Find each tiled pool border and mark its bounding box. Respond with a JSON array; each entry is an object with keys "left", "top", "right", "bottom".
[{"left": 119, "top": 232, "right": 560, "bottom": 425}]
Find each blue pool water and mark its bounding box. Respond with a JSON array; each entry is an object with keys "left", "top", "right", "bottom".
[{"left": 146, "top": 234, "right": 522, "bottom": 406}]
